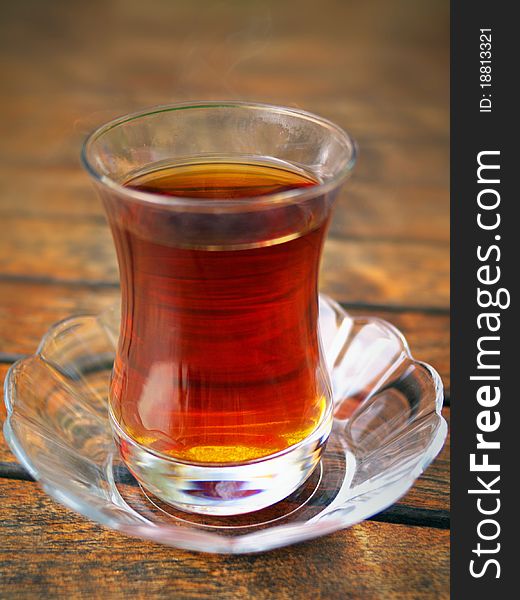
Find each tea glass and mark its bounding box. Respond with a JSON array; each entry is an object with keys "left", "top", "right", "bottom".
[{"left": 82, "top": 102, "right": 356, "bottom": 515}]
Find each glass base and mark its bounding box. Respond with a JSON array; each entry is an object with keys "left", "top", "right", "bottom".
[{"left": 110, "top": 410, "right": 333, "bottom": 516}]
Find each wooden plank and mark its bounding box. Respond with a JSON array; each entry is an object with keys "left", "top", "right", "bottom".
[
  {"left": 322, "top": 238, "right": 448, "bottom": 309},
  {"left": 0, "top": 96, "right": 448, "bottom": 157},
  {"left": 332, "top": 181, "right": 449, "bottom": 244},
  {"left": 0, "top": 217, "right": 119, "bottom": 283},
  {"left": 352, "top": 140, "right": 448, "bottom": 187},
  {"left": 0, "top": 167, "right": 106, "bottom": 220},
  {"left": 0, "top": 217, "right": 449, "bottom": 309},
  {"left": 0, "top": 0, "right": 449, "bottom": 596},
  {"left": 0, "top": 281, "right": 449, "bottom": 390},
  {"left": 0, "top": 167, "right": 449, "bottom": 244},
  {"left": 0, "top": 282, "right": 118, "bottom": 357},
  {"left": 313, "top": 101, "right": 449, "bottom": 143},
  {"left": 0, "top": 1, "right": 448, "bottom": 106},
  {"left": 0, "top": 478, "right": 449, "bottom": 599},
  {"left": 0, "top": 117, "right": 447, "bottom": 185}
]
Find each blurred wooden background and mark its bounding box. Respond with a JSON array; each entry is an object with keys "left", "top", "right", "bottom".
[{"left": 0, "top": 0, "right": 449, "bottom": 598}]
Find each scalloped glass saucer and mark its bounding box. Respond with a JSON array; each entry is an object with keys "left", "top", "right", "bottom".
[{"left": 3, "top": 295, "right": 446, "bottom": 554}]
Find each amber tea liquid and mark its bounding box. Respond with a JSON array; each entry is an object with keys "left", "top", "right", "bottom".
[{"left": 108, "top": 160, "right": 330, "bottom": 464}]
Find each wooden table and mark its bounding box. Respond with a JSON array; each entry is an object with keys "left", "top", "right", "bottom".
[{"left": 0, "top": 1, "right": 449, "bottom": 597}]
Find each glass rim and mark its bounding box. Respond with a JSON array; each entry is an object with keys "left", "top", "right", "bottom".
[{"left": 81, "top": 101, "right": 357, "bottom": 210}]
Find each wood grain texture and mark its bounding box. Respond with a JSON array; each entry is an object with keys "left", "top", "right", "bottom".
[
  {"left": 0, "top": 281, "right": 449, "bottom": 391},
  {"left": 0, "top": 167, "right": 448, "bottom": 244},
  {"left": 0, "top": 0, "right": 449, "bottom": 596},
  {"left": 0, "top": 218, "right": 449, "bottom": 309},
  {"left": 322, "top": 238, "right": 448, "bottom": 309},
  {"left": 0, "top": 479, "right": 449, "bottom": 600},
  {"left": 0, "top": 282, "right": 118, "bottom": 357}
]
